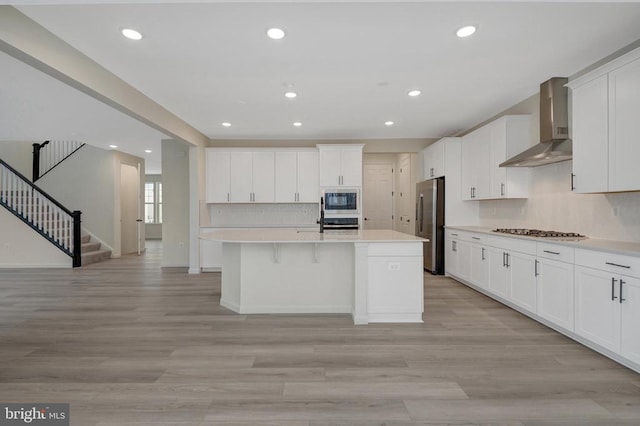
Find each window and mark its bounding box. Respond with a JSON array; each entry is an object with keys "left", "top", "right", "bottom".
[{"left": 145, "top": 181, "right": 162, "bottom": 224}]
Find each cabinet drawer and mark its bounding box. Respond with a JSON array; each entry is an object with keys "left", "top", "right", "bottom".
[
  {"left": 537, "top": 243, "right": 575, "bottom": 263},
  {"left": 575, "top": 249, "right": 640, "bottom": 278},
  {"left": 487, "top": 235, "right": 537, "bottom": 255},
  {"left": 445, "top": 229, "right": 465, "bottom": 240}
]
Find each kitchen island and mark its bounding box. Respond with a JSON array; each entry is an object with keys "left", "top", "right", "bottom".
[{"left": 201, "top": 229, "right": 426, "bottom": 324}]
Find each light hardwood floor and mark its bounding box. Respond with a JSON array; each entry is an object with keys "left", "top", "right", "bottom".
[{"left": 1, "top": 242, "right": 639, "bottom": 425}]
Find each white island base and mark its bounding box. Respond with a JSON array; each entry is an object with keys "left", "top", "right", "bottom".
[{"left": 202, "top": 229, "right": 426, "bottom": 324}]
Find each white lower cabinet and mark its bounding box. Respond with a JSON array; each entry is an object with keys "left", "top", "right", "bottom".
[
  {"left": 470, "top": 243, "right": 489, "bottom": 289},
  {"left": 536, "top": 257, "right": 575, "bottom": 331},
  {"left": 575, "top": 265, "right": 620, "bottom": 352},
  {"left": 575, "top": 264, "right": 640, "bottom": 365},
  {"left": 509, "top": 251, "right": 537, "bottom": 314},
  {"left": 488, "top": 246, "right": 511, "bottom": 300},
  {"left": 456, "top": 239, "right": 472, "bottom": 283}
]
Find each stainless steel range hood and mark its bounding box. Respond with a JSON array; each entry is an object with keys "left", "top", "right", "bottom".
[{"left": 500, "top": 77, "right": 572, "bottom": 167}]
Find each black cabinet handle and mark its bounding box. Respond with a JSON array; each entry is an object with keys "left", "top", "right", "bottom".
[
  {"left": 571, "top": 173, "right": 576, "bottom": 191},
  {"left": 620, "top": 279, "right": 626, "bottom": 304},
  {"left": 535, "top": 259, "right": 539, "bottom": 277},
  {"left": 606, "top": 262, "right": 631, "bottom": 269},
  {"left": 612, "top": 277, "right": 618, "bottom": 301},
  {"left": 481, "top": 247, "right": 485, "bottom": 261},
  {"left": 543, "top": 250, "right": 561, "bottom": 255},
  {"left": 472, "top": 236, "right": 481, "bottom": 240}
]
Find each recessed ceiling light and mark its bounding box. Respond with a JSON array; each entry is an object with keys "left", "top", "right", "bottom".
[
  {"left": 456, "top": 25, "right": 477, "bottom": 38},
  {"left": 121, "top": 28, "right": 142, "bottom": 40},
  {"left": 144, "top": 149, "right": 152, "bottom": 153},
  {"left": 109, "top": 144, "right": 118, "bottom": 149},
  {"left": 284, "top": 91, "right": 297, "bottom": 99},
  {"left": 408, "top": 90, "right": 422, "bottom": 97},
  {"left": 293, "top": 122, "right": 302, "bottom": 127},
  {"left": 385, "top": 121, "right": 395, "bottom": 126},
  {"left": 221, "top": 122, "right": 232, "bottom": 127},
  {"left": 267, "top": 27, "right": 285, "bottom": 40}
]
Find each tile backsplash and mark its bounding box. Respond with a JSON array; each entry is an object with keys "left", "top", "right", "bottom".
[
  {"left": 201, "top": 202, "right": 320, "bottom": 228},
  {"left": 478, "top": 160, "right": 640, "bottom": 242}
]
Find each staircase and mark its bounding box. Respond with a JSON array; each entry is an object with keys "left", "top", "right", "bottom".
[
  {"left": 81, "top": 234, "right": 112, "bottom": 266},
  {"left": 0, "top": 157, "right": 111, "bottom": 268}
]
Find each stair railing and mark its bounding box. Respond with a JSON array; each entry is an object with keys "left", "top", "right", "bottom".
[
  {"left": 1, "top": 158, "right": 82, "bottom": 267},
  {"left": 33, "top": 140, "right": 85, "bottom": 182}
]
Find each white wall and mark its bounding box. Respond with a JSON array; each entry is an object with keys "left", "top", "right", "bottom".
[
  {"left": 0, "top": 207, "right": 71, "bottom": 267},
  {"left": 0, "top": 140, "right": 32, "bottom": 176},
  {"left": 162, "top": 139, "right": 190, "bottom": 267}
]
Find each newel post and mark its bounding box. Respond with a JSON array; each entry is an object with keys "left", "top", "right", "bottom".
[{"left": 72, "top": 210, "right": 82, "bottom": 268}]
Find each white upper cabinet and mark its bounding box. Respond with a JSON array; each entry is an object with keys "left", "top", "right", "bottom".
[
  {"left": 275, "top": 150, "right": 319, "bottom": 203},
  {"left": 207, "top": 148, "right": 329, "bottom": 204},
  {"left": 571, "top": 74, "right": 609, "bottom": 193},
  {"left": 422, "top": 139, "right": 445, "bottom": 179},
  {"left": 608, "top": 57, "right": 640, "bottom": 192},
  {"left": 318, "top": 144, "right": 364, "bottom": 187},
  {"left": 206, "top": 150, "right": 230, "bottom": 203},
  {"left": 460, "top": 124, "right": 491, "bottom": 200},
  {"left": 489, "top": 116, "right": 531, "bottom": 199},
  {"left": 568, "top": 47, "right": 640, "bottom": 193},
  {"left": 462, "top": 115, "right": 531, "bottom": 201}
]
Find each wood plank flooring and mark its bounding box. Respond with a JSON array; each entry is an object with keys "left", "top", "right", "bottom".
[{"left": 1, "top": 241, "right": 639, "bottom": 425}]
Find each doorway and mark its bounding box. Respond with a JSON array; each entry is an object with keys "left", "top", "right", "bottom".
[
  {"left": 120, "top": 163, "right": 140, "bottom": 255},
  {"left": 363, "top": 163, "right": 393, "bottom": 229}
]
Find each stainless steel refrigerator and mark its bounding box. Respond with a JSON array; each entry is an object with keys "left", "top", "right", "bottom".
[{"left": 415, "top": 177, "right": 445, "bottom": 274}]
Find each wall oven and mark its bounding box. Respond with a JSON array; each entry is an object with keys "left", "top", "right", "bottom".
[{"left": 323, "top": 189, "right": 359, "bottom": 215}]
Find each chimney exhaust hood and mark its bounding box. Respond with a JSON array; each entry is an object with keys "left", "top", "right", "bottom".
[{"left": 500, "top": 77, "right": 572, "bottom": 167}]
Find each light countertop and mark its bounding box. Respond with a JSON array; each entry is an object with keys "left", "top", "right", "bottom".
[
  {"left": 446, "top": 225, "right": 640, "bottom": 257},
  {"left": 201, "top": 228, "right": 427, "bottom": 243}
]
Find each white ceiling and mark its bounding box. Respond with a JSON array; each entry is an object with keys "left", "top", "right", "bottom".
[{"left": 3, "top": 1, "right": 640, "bottom": 173}]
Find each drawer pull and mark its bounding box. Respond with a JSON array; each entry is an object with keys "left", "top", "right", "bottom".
[
  {"left": 451, "top": 233, "right": 459, "bottom": 236},
  {"left": 605, "top": 262, "right": 631, "bottom": 269},
  {"left": 534, "top": 259, "right": 539, "bottom": 277},
  {"left": 612, "top": 277, "right": 618, "bottom": 301},
  {"left": 543, "top": 250, "right": 560, "bottom": 255},
  {"left": 472, "top": 237, "right": 481, "bottom": 240}
]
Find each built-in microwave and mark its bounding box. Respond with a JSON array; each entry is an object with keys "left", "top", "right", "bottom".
[{"left": 322, "top": 189, "right": 359, "bottom": 214}]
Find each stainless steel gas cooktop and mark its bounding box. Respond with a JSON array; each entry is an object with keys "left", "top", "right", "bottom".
[{"left": 493, "top": 228, "right": 586, "bottom": 239}]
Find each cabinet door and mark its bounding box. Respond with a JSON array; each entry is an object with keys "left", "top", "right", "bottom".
[
  {"left": 252, "top": 151, "right": 275, "bottom": 202},
  {"left": 571, "top": 75, "right": 609, "bottom": 193},
  {"left": 470, "top": 244, "right": 489, "bottom": 289},
  {"left": 229, "top": 151, "right": 253, "bottom": 202},
  {"left": 319, "top": 147, "right": 342, "bottom": 186},
  {"left": 456, "top": 240, "right": 472, "bottom": 282},
  {"left": 537, "top": 258, "right": 575, "bottom": 331},
  {"left": 460, "top": 133, "right": 477, "bottom": 200},
  {"left": 509, "top": 252, "right": 537, "bottom": 314},
  {"left": 490, "top": 121, "right": 508, "bottom": 199},
  {"left": 206, "top": 151, "right": 230, "bottom": 203},
  {"left": 275, "top": 152, "right": 298, "bottom": 202},
  {"left": 620, "top": 275, "right": 640, "bottom": 365},
  {"left": 574, "top": 266, "right": 620, "bottom": 352},
  {"left": 297, "top": 151, "right": 319, "bottom": 202},
  {"left": 608, "top": 58, "right": 640, "bottom": 192},
  {"left": 446, "top": 238, "right": 458, "bottom": 277},
  {"left": 488, "top": 246, "right": 510, "bottom": 300},
  {"left": 340, "top": 146, "right": 363, "bottom": 186},
  {"left": 473, "top": 126, "right": 492, "bottom": 200}
]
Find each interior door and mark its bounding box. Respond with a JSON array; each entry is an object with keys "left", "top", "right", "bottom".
[
  {"left": 363, "top": 164, "right": 393, "bottom": 229},
  {"left": 120, "top": 163, "right": 140, "bottom": 255}
]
